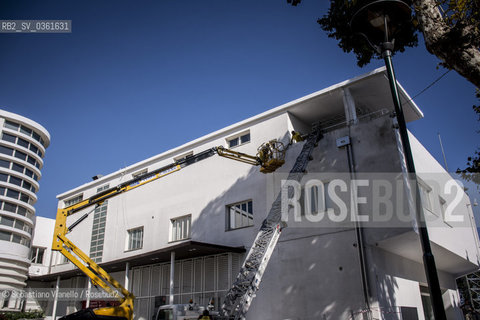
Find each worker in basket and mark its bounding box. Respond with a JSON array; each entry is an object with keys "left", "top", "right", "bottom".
[
  {"left": 290, "top": 130, "right": 305, "bottom": 144},
  {"left": 257, "top": 142, "right": 272, "bottom": 165},
  {"left": 198, "top": 310, "right": 213, "bottom": 320}
]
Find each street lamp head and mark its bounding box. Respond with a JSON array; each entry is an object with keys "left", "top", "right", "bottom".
[{"left": 351, "top": 0, "right": 412, "bottom": 51}]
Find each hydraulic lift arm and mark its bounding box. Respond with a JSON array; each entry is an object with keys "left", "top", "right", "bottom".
[
  {"left": 51, "top": 163, "right": 185, "bottom": 320},
  {"left": 51, "top": 138, "right": 290, "bottom": 320}
]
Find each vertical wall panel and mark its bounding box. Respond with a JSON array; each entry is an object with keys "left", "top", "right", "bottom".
[
  {"left": 140, "top": 267, "right": 151, "bottom": 297},
  {"left": 204, "top": 257, "right": 215, "bottom": 292},
  {"left": 132, "top": 268, "right": 142, "bottom": 296},
  {"left": 217, "top": 255, "right": 229, "bottom": 290},
  {"left": 161, "top": 265, "right": 170, "bottom": 296},
  {"left": 131, "top": 253, "right": 242, "bottom": 312},
  {"left": 151, "top": 265, "right": 161, "bottom": 296},
  {"left": 174, "top": 262, "right": 181, "bottom": 294},
  {"left": 182, "top": 260, "right": 193, "bottom": 294},
  {"left": 194, "top": 258, "right": 203, "bottom": 293}
]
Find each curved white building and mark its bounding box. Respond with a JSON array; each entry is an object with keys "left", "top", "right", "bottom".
[{"left": 0, "top": 110, "right": 50, "bottom": 310}]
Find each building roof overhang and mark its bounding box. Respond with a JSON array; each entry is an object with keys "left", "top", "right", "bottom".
[
  {"left": 57, "top": 67, "right": 423, "bottom": 199},
  {"left": 0, "top": 109, "right": 51, "bottom": 147},
  {"left": 29, "top": 241, "right": 245, "bottom": 282},
  {"left": 285, "top": 67, "right": 423, "bottom": 127}
]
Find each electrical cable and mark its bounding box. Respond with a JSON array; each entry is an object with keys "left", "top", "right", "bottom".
[{"left": 402, "top": 69, "right": 451, "bottom": 105}]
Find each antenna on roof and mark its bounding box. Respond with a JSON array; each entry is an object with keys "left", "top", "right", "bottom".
[{"left": 438, "top": 132, "right": 449, "bottom": 172}]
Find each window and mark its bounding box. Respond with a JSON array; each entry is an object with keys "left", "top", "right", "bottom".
[
  {"left": 90, "top": 201, "right": 107, "bottom": 262},
  {"left": 0, "top": 230, "right": 11, "bottom": 241},
  {"left": 418, "top": 182, "right": 433, "bottom": 212},
  {"left": 96, "top": 184, "right": 110, "bottom": 193},
  {"left": 20, "top": 193, "right": 30, "bottom": 204},
  {"left": 127, "top": 227, "right": 143, "bottom": 251},
  {"left": 12, "top": 163, "right": 24, "bottom": 174},
  {"left": 420, "top": 286, "right": 434, "bottom": 320},
  {"left": 0, "top": 229, "right": 30, "bottom": 246},
  {"left": 226, "top": 131, "right": 250, "bottom": 148},
  {"left": 0, "top": 145, "right": 13, "bottom": 156},
  {"left": 2, "top": 133, "right": 16, "bottom": 144},
  {"left": 0, "top": 215, "right": 14, "bottom": 227},
  {"left": 6, "top": 189, "right": 19, "bottom": 200},
  {"left": 12, "top": 233, "right": 21, "bottom": 243},
  {"left": 32, "top": 132, "right": 41, "bottom": 143},
  {"left": 18, "top": 138, "right": 29, "bottom": 149},
  {"left": 132, "top": 169, "right": 148, "bottom": 179},
  {"left": 0, "top": 215, "right": 32, "bottom": 234},
  {"left": 30, "top": 247, "right": 45, "bottom": 264},
  {"left": 170, "top": 215, "right": 191, "bottom": 241},
  {"left": 17, "top": 206, "right": 28, "bottom": 217},
  {"left": 3, "top": 120, "right": 47, "bottom": 148},
  {"left": 9, "top": 176, "right": 22, "bottom": 186},
  {"left": 29, "top": 143, "right": 38, "bottom": 154},
  {"left": 0, "top": 159, "right": 10, "bottom": 168},
  {"left": 64, "top": 194, "right": 83, "bottom": 207},
  {"left": 25, "top": 168, "right": 35, "bottom": 180},
  {"left": 173, "top": 151, "right": 194, "bottom": 163},
  {"left": 227, "top": 200, "right": 253, "bottom": 230},
  {"left": 20, "top": 125, "right": 32, "bottom": 136},
  {"left": 23, "top": 180, "right": 32, "bottom": 192},
  {"left": 3, "top": 202, "right": 17, "bottom": 213},
  {"left": 27, "top": 156, "right": 36, "bottom": 166},
  {"left": 4, "top": 120, "right": 19, "bottom": 131},
  {"left": 57, "top": 252, "right": 68, "bottom": 264},
  {"left": 14, "top": 219, "right": 31, "bottom": 233},
  {"left": 14, "top": 150, "right": 27, "bottom": 161},
  {"left": 439, "top": 196, "right": 449, "bottom": 224}
]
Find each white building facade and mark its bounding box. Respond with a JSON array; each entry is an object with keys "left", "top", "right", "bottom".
[
  {"left": 0, "top": 110, "right": 50, "bottom": 311},
  {"left": 27, "top": 68, "right": 479, "bottom": 320}
]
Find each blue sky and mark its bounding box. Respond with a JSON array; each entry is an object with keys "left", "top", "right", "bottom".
[{"left": 0, "top": 0, "right": 478, "bottom": 220}]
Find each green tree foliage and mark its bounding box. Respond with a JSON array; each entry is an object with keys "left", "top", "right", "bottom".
[
  {"left": 0, "top": 311, "right": 44, "bottom": 320},
  {"left": 457, "top": 90, "right": 480, "bottom": 185},
  {"left": 287, "top": 0, "right": 480, "bottom": 88},
  {"left": 315, "top": 0, "right": 419, "bottom": 66},
  {"left": 288, "top": 0, "right": 480, "bottom": 183}
]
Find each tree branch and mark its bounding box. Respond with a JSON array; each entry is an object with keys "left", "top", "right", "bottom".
[{"left": 414, "top": 0, "right": 480, "bottom": 88}]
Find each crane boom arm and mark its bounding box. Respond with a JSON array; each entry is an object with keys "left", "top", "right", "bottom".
[
  {"left": 51, "top": 150, "right": 216, "bottom": 320},
  {"left": 51, "top": 141, "right": 289, "bottom": 320}
]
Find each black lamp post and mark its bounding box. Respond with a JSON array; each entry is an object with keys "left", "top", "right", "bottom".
[{"left": 351, "top": 1, "right": 447, "bottom": 319}]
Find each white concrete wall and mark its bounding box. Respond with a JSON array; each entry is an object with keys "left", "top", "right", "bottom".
[
  {"left": 29, "top": 216, "right": 55, "bottom": 276},
  {"left": 51, "top": 112, "right": 291, "bottom": 274},
  {"left": 36, "top": 70, "right": 478, "bottom": 319},
  {"left": 410, "top": 132, "right": 480, "bottom": 268}
]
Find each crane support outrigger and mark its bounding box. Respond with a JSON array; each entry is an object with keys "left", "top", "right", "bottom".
[{"left": 51, "top": 137, "right": 290, "bottom": 320}]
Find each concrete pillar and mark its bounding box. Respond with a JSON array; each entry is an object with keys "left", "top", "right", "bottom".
[
  {"left": 125, "top": 262, "right": 130, "bottom": 292},
  {"left": 342, "top": 87, "right": 357, "bottom": 125},
  {"left": 52, "top": 276, "right": 60, "bottom": 320},
  {"left": 169, "top": 251, "right": 175, "bottom": 305},
  {"left": 86, "top": 279, "right": 91, "bottom": 308},
  {"left": 228, "top": 253, "right": 232, "bottom": 288}
]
